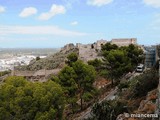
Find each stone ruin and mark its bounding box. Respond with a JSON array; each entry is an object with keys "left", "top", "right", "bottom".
[{"left": 60, "top": 38, "right": 138, "bottom": 63}]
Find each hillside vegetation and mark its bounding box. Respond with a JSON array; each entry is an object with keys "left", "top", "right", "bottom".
[
  {"left": 88, "top": 69, "right": 159, "bottom": 120},
  {"left": 16, "top": 47, "right": 79, "bottom": 71},
  {"left": 0, "top": 43, "right": 149, "bottom": 120}
]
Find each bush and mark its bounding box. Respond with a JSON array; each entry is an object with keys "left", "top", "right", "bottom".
[
  {"left": 36, "top": 56, "right": 40, "bottom": 61},
  {"left": 90, "top": 99, "right": 127, "bottom": 120},
  {"left": 130, "top": 69, "right": 159, "bottom": 98},
  {"left": 0, "top": 70, "right": 10, "bottom": 77},
  {"left": 118, "top": 80, "right": 129, "bottom": 91}
]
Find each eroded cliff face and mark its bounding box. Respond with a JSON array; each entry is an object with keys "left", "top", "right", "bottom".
[{"left": 116, "top": 89, "right": 158, "bottom": 120}]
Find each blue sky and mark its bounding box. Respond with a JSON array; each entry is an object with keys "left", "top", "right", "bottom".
[{"left": 0, "top": 0, "right": 160, "bottom": 48}]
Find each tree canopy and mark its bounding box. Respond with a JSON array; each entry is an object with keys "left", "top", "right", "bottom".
[
  {"left": 101, "top": 43, "right": 144, "bottom": 85},
  {"left": 52, "top": 53, "right": 97, "bottom": 111},
  {"left": 104, "top": 49, "right": 132, "bottom": 79},
  {"left": 88, "top": 58, "right": 103, "bottom": 72},
  {"left": 57, "top": 66, "right": 78, "bottom": 113},
  {"left": 66, "top": 52, "right": 78, "bottom": 66},
  {"left": 72, "top": 60, "right": 96, "bottom": 109},
  {"left": 0, "top": 76, "right": 65, "bottom": 120}
]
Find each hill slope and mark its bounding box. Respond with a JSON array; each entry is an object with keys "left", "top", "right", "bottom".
[{"left": 16, "top": 47, "right": 79, "bottom": 71}]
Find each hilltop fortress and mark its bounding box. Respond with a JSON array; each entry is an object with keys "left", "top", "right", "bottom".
[
  {"left": 61, "top": 38, "right": 137, "bottom": 51},
  {"left": 10, "top": 38, "right": 137, "bottom": 82},
  {"left": 61, "top": 38, "right": 137, "bottom": 62}
]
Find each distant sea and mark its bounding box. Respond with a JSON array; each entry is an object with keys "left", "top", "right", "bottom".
[{"left": 0, "top": 48, "right": 60, "bottom": 59}]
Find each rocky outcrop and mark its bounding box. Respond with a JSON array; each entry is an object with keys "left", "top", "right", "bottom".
[
  {"left": 116, "top": 89, "right": 158, "bottom": 120},
  {"left": 137, "top": 89, "right": 157, "bottom": 114}
]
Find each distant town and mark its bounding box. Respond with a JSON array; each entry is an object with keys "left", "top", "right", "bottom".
[{"left": 0, "top": 48, "right": 58, "bottom": 71}]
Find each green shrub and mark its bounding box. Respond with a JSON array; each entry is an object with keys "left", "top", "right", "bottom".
[
  {"left": 90, "top": 99, "right": 127, "bottom": 120},
  {"left": 130, "top": 69, "right": 159, "bottom": 98},
  {"left": 0, "top": 70, "right": 10, "bottom": 77},
  {"left": 118, "top": 81, "right": 129, "bottom": 91}
]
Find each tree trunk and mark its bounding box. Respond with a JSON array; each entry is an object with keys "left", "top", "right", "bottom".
[
  {"left": 80, "top": 97, "right": 83, "bottom": 110},
  {"left": 71, "top": 103, "right": 74, "bottom": 114}
]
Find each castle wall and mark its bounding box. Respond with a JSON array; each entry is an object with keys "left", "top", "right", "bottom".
[
  {"left": 12, "top": 68, "right": 60, "bottom": 82},
  {"left": 77, "top": 43, "right": 99, "bottom": 62},
  {"left": 96, "top": 39, "right": 108, "bottom": 50},
  {"left": 60, "top": 38, "right": 138, "bottom": 63},
  {"left": 111, "top": 38, "right": 137, "bottom": 46}
]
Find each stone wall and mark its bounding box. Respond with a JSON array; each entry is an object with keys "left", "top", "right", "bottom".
[
  {"left": 12, "top": 70, "right": 35, "bottom": 77},
  {"left": 77, "top": 43, "right": 94, "bottom": 62},
  {"left": 111, "top": 38, "right": 137, "bottom": 46},
  {"left": 60, "top": 38, "right": 137, "bottom": 63},
  {"left": 95, "top": 39, "right": 108, "bottom": 50},
  {"left": 78, "top": 45, "right": 98, "bottom": 62},
  {"left": 74, "top": 40, "right": 108, "bottom": 62},
  {"left": 12, "top": 68, "right": 60, "bottom": 82}
]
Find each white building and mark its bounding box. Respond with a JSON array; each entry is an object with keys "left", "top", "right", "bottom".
[{"left": 0, "top": 55, "right": 44, "bottom": 71}]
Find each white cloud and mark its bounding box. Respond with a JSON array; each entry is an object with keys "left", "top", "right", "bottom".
[
  {"left": 143, "top": 0, "right": 160, "bottom": 8},
  {"left": 0, "top": 6, "right": 5, "bottom": 13},
  {"left": 70, "top": 21, "right": 78, "bottom": 25},
  {"left": 0, "top": 25, "right": 87, "bottom": 36},
  {"left": 63, "top": 0, "right": 80, "bottom": 9},
  {"left": 19, "top": 7, "right": 37, "bottom": 17},
  {"left": 87, "top": 0, "right": 113, "bottom": 7},
  {"left": 38, "top": 4, "right": 66, "bottom": 20}
]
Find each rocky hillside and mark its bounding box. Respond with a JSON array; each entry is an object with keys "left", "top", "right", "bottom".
[
  {"left": 16, "top": 42, "right": 103, "bottom": 71},
  {"left": 16, "top": 47, "right": 79, "bottom": 71},
  {"left": 116, "top": 89, "right": 158, "bottom": 120},
  {"left": 116, "top": 69, "right": 159, "bottom": 120}
]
